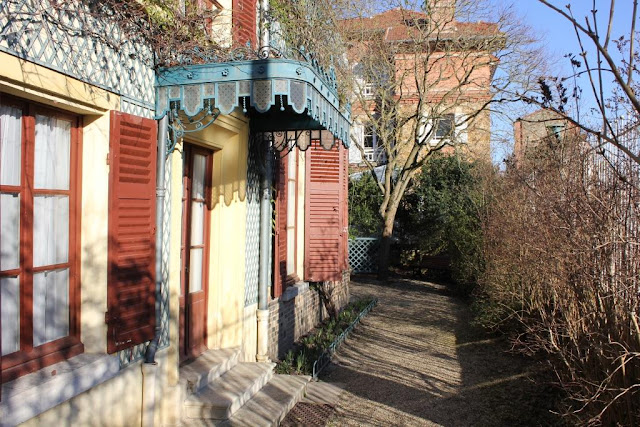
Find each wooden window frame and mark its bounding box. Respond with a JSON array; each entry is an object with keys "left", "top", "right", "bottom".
[
  {"left": 435, "top": 113, "right": 455, "bottom": 139},
  {"left": 273, "top": 148, "right": 300, "bottom": 298},
  {"left": 286, "top": 148, "right": 299, "bottom": 279},
  {"left": 0, "top": 95, "right": 83, "bottom": 383}
]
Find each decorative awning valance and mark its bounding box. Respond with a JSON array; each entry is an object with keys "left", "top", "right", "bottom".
[{"left": 155, "top": 58, "right": 351, "bottom": 146}]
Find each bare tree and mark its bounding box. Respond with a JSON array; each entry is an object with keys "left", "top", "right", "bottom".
[{"left": 341, "top": 0, "right": 537, "bottom": 277}]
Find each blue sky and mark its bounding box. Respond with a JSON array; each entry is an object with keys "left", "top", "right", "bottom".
[
  {"left": 490, "top": 0, "right": 638, "bottom": 162},
  {"left": 512, "top": 1, "right": 634, "bottom": 74}
]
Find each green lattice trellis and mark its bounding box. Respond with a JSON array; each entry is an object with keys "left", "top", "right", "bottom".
[
  {"left": 0, "top": 0, "right": 155, "bottom": 114},
  {"left": 349, "top": 238, "right": 379, "bottom": 273},
  {"left": 245, "top": 132, "right": 261, "bottom": 307}
]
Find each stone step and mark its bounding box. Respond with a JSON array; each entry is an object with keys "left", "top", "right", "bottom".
[
  {"left": 221, "top": 375, "right": 310, "bottom": 427},
  {"left": 179, "top": 348, "right": 241, "bottom": 396},
  {"left": 184, "top": 362, "right": 276, "bottom": 420}
]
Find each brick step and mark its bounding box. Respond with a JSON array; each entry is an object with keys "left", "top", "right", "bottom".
[{"left": 183, "top": 362, "right": 276, "bottom": 420}]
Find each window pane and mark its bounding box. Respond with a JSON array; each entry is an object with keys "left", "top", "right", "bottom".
[
  {"left": 1, "top": 276, "right": 20, "bottom": 355},
  {"left": 1, "top": 192, "right": 20, "bottom": 271},
  {"left": 34, "top": 115, "right": 71, "bottom": 190},
  {"left": 364, "top": 124, "right": 374, "bottom": 148},
  {"left": 189, "top": 248, "right": 203, "bottom": 293},
  {"left": 34, "top": 195, "right": 69, "bottom": 267},
  {"left": 0, "top": 105, "right": 22, "bottom": 186},
  {"left": 190, "top": 201, "right": 204, "bottom": 246},
  {"left": 436, "top": 115, "right": 454, "bottom": 138},
  {"left": 33, "top": 268, "right": 69, "bottom": 347},
  {"left": 191, "top": 154, "right": 206, "bottom": 199},
  {"left": 288, "top": 151, "right": 296, "bottom": 179}
]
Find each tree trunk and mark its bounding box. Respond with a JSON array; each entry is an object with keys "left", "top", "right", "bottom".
[
  {"left": 317, "top": 281, "right": 339, "bottom": 320},
  {"left": 378, "top": 202, "right": 399, "bottom": 280}
]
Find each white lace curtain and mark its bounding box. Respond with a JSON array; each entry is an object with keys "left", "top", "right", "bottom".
[
  {"left": 1, "top": 105, "right": 22, "bottom": 355},
  {"left": 33, "top": 114, "right": 71, "bottom": 345},
  {"left": 0, "top": 109, "right": 71, "bottom": 355}
]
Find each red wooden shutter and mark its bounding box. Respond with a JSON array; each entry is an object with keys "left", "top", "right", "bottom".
[
  {"left": 304, "top": 141, "right": 346, "bottom": 281},
  {"left": 232, "top": 0, "right": 257, "bottom": 47},
  {"left": 273, "top": 152, "right": 288, "bottom": 297},
  {"left": 341, "top": 146, "right": 349, "bottom": 271},
  {"left": 106, "top": 111, "right": 157, "bottom": 354}
]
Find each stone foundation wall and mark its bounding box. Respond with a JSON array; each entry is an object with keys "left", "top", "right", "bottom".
[{"left": 268, "top": 272, "right": 350, "bottom": 360}]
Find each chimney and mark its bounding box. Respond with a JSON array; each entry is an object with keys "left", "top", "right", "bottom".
[{"left": 426, "top": 0, "right": 456, "bottom": 27}]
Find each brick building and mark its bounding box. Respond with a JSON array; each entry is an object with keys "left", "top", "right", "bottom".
[{"left": 344, "top": 2, "right": 500, "bottom": 166}]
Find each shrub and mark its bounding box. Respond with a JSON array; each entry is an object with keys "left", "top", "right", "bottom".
[
  {"left": 478, "top": 136, "right": 640, "bottom": 424},
  {"left": 396, "top": 153, "right": 488, "bottom": 294},
  {"left": 275, "top": 298, "right": 374, "bottom": 375},
  {"left": 348, "top": 172, "right": 383, "bottom": 237}
]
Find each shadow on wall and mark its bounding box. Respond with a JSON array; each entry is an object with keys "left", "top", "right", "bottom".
[{"left": 1, "top": 237, "right": 154, "bottom": 426}]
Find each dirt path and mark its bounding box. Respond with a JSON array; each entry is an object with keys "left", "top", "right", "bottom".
[{"left": 312, "top": 276, "right": 562, "bottom": 426}]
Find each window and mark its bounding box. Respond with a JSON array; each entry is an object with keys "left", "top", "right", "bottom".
[
  {"left": 546, "top": 124, "right": 565, "bottom": 141},
  {"left": 363, "top": 83, "right": 375, "bottom": 98},
  {"left": 363, "top": 123, "right": 376, "bottom": 149},
  {"left": 1, "top": 96, "right": 82, "bottom": 382},
  {"left": 273, "top": 139, "right": 300, "bottom": 297},
  {"left": 435, "top": 114, "right": 455, "bottom": 139}
]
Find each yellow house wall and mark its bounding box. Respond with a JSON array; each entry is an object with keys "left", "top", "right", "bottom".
[
  {"left": 0, "top": 51, "right": 120, "bottom": 114},
  {"left": 79, "top": 113, "right": 111, "bottom": 353},
  {"left": 211, "top": 0, "right": 233, "bottom": 47},
  {"left": 20, "top": 361, "right": 143, "bottom": 427},
  {"left": 20, "top": 349, "right": 172, "bottom": 427},
  {"left": 242, "top": 303, "right": 258, "bottom": 362},
  {"left": 167, "top": 151, "right": 184, "bottom": 388}
]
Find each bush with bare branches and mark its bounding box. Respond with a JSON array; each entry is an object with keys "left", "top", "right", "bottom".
[{"left": 479, "top": 133, "right": 640, "bottom": 424}]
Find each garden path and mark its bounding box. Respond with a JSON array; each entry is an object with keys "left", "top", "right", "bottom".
[{"left": 286, "top": 276, "right": 561, "bottom": 426}]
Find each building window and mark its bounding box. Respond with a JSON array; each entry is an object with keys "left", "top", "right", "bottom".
[
  {"left": 286, "top": 147, "right": 298, "bottom": 276},
  {"left": 435, "top": 114, "right": 455, "bottom": 139},
  {"left": 1, "top": 96, "right": 82, "bottom": 381},
  {"left": 364, "top": 123, "right": 377, "bottom": 148},
  {"left": 363, "top": 83, "right": 375, "bottom": 98},
  {"left": 546, "top": 124, "right": 565, "bottom": 141}
]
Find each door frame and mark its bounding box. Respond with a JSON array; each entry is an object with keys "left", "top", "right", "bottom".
[{"left": 179, "top": 143, "right": 213, "bottom": 362}]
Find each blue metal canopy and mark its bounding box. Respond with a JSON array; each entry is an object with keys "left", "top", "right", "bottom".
[{"left": 155, "top": 55, "right": 351, "bottom": 147}]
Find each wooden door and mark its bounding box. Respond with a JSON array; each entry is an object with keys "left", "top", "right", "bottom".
[{"left": 179, "top": 145, "right": 212, "bottom": 362}]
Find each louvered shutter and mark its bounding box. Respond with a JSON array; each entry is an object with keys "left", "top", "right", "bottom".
[
  {"left": 304, "top": 141, "right": 346, "bottom": 281},
  {"left": 106, "top": 111, "right": 157, "bottom": 354},
  {"left": 273, "top": 152, "right": 288, "bottom": 297},
  {"left": 341, "top": 146, "right": 349, "bottom": 271}
]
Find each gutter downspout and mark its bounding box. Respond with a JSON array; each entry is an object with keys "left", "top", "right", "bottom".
[
  {"left": 256, "top": 139, "right": 272, "bottom": 363},
  {"left": 142, "top": 114, "right": 168, "bottom": 427},
  {"left": 256, "top": 0, "right": 272, "bottom": 364},
  {"left": 260, "top": 0, "right": 269, "bottom": 48}
]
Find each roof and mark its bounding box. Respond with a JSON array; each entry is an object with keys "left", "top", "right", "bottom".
[{"left": 342, "top": 8, "right": 499, "bottom": 43}]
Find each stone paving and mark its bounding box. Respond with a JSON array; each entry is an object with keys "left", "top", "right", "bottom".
[{"left": 286, "top": 276, "right": 562, "bottom": 427}]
